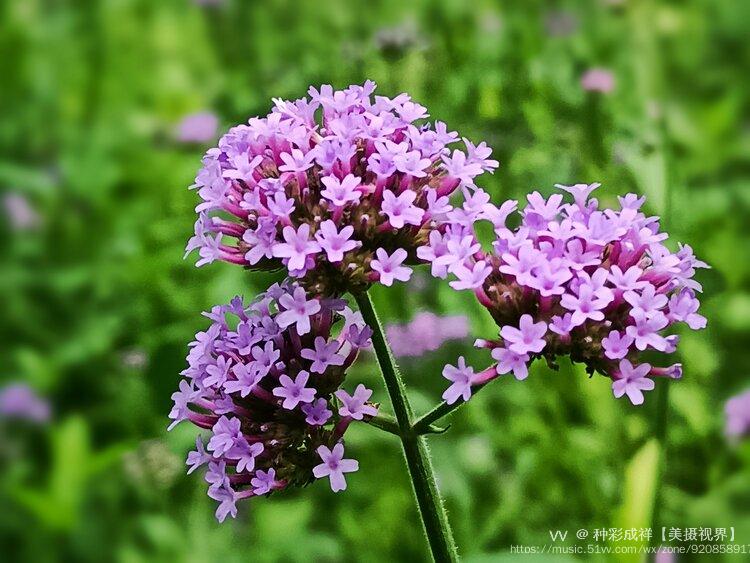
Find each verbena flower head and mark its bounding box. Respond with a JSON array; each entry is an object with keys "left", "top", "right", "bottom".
[
  {"left": 184, "top": 82, "right": 498, "bottom": 295},
  {"left": 725, "top": 389, "right": 750, "bottom": 440},
  {"left": 169, "top": 282, "right": 376, "bottom": 522},
  {"left": 420, "top": 183, "right": 709, "bottom": 406}
]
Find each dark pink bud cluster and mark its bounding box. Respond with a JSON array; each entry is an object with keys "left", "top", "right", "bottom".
[
  {"left": 423, "top": 183, "right": 708, "bottom": 406},
  {"left": 184, "top": 82, "right": 498, "bottom": 294}
]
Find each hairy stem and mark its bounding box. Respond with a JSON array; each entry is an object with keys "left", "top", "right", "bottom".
[
  {"left": 354, "top": 291, "right": 458, "bottom": 563},
  {"left": 366, "top": 413, "right": 402, "bottom": 436},
  {"left": 413, "top": 382, "right": 492, "bottom": 434},
  {"left": 369, "top": 412, "right": 448, "bottom": 436}
]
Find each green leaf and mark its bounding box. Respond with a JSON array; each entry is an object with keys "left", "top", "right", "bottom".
[{"left": 613, "top": 439, "right": 661, "bottom": 562}]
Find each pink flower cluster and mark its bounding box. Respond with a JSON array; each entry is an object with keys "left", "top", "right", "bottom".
[
  {"left": 168, "top": 282, "right": 376, "bottom": 521},
  {"left": 421, "top": 183, "right": 708, "bottom": 406},
  {"left": 184, "top": 81, "right": 498, "bottom": 294}
]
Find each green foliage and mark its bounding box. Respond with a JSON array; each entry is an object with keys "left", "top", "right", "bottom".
[{"left": 0, "top": 0, "right": 748, "bottom": 561}]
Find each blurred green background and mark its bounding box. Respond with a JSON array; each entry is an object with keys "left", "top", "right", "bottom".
[{"left": 1, "top": 0, "right": 749, "bottom": 561}]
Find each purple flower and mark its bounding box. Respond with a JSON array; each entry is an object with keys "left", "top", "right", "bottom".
[
  {"left": 313, "top": 443, "right": 359, "bottom": 492},
  {"left": 234, "top": 441, "right": 265, "bottom": 473},
  {"left": 500, "top": 315, "right": 547, "bottom": 355},
  {"left": 279, "top": 148, "right": 316, "bottom": 173},
  {"left": 276, "top": 286, "right": 321, "bottom": 335},
  {"left": 315, "top": 220, "right": 359, "bottom": 263},
  {"left": 320, "top": 174, "right": 362, "bottom": 207},
  {"left": 251, "top": 468, "right": 279, "bottom": 495},
  {"left": 301, "top": 337, "right": 345, "bottom": 374},
  {"left": 381, "top": 190, "right": 424, "bottom": 228},
  {"left": 168, "top": 379, "right": 200, "bottom": 430},
  {"left": 608, "top": 265, "right": 647, "bottom": 291},
  {"left": 272, "top": 224, "right": 321, "bottom": 272},
  {"left": 3, "top": 193, "right": 41, "bottom": 231},
  {"left": 492, "top": 347, "right": 530, "bottom": 380},
  {"left": 625, "top": 311, "right": 669, "bottom": 351},
  {"left": 207, "top": 484, "right": 237, "bottom": 523},
  {"left": 223, "top": 362, "right": 264, "bottom": 397},
  {"left": 667, "top": 289, "right": 707, "bottom": 330},
  {"left": 725, "top": 389, "right": 750, "bottom": 440},
  {"left": 335, "top": 384, "right": 378, "bottom": 420},
  {"left": 207, "top": 416, "right": 243, "bottom": 457},
  {"left": 0, "top": 383, "right": 50, "bottom": 423},
  {"left": 387, "top": 312, "right": 470, "bottom": 358},
  {"left": 203, "top": 355, "right": 233, "bottom": 388},
  {"left": 624, "top": 284, "right": 668, "bottom": 318},
  {"left": 601, "top": 330, "right": 634, "bottom": 360},
  {"left": 500, "top": 315, "right": 547, "bottom": 356},
  {"left": 450, "top": 261, "right": 492, "bottom": 290},
  {"left": 302, "top": 398, "right": 333, "bottom": 426},
  {"left": 560, "top": 282, "right": 612, "bottom": 327},
  {"left": 186, "top": 437, "right": 211, "bottom": 474},
  {"left": 184, "top": 82, "right": 498, "bottom": 292},
  {"left": 442, "top": 149, "right": 483, "bottom": 186},
  {"left": 272, "top": 371, "right": 316, "bottom": 410},
  {"left": 205, "top": 460, "right": 228, "bottom": 488},
  {"left": 612, "top": 360, "right": 654, "bottom": 405},
  {"left": 549, "top": 313, "right": 575, "bottom": 336},
  {"left": 426, "top": 183, "right": 707, "bottom": 405},
  {"left": 441, "top": 357, "right": 476, "bottom": 405},
  {"left": 171, "top": 283, "right": 376, "bottom": 521},
  {"left": 176, "top": 111, "right": 218, "bottom": 143},
  {"left": 371, "top": 248, "right": 412, "bottom": 286},
  {"left": 394, "top": 150, "right": 432, "bottom": 177},
  {"left": 581, "top": 68, "right": 615, "bottom": 93},
  {"left": 499, "top": 245, "right": 544, "bottom": 286}
]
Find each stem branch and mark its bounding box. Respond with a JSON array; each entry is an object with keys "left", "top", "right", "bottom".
[
  {"left": 354, "top": 290, "right": 458, "bottom": 562},
  {"left": 413, "top": 381, "right": 492, "bottom": 434}
]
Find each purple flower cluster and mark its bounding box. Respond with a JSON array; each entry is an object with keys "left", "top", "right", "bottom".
[
  {"left": 386, "top": 312, "right": 469, "bottom": 358},
  {"left": 168, "top": 282, "right": 376, "bottom": 521},
  {"left": 725, "top": 389, "right": 750, "bottom": 440},
  {"left": 421, "top": 183, "right": 708, "bottom": 405},
  {"left": 184, "top": 82, "right": 498, "bottom": 294}
]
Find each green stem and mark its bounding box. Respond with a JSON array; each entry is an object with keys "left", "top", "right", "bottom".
[
  {"left": 354, "top": 290, "right": 459, "bottom": 563},
  {"left": 413, "top": 381, "right": 491, "bottom": 435},
  {"left": 650, "top": 382, "right": 670, "bottom": 548},
  {"left": 369, "top": 412, "right": 448, "bottom": 436},
  {"left": 367, "top": 413, "right": 402, "bottom": 436}
]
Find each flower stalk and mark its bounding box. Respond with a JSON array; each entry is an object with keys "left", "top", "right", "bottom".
[
  {"left": 412, "top": 382, "right": 492, "bottom": 435},
  {"left": 354, "top": 290, "right": 458, "bottom": 563}
]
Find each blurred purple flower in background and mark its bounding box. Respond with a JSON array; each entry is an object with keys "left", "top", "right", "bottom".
[
  {"left": 654, "top": 548, "right": 676, "bottom": 563},
  {"left": 544, "top": 11, "right": 579, "bottom": 37},
  {"left": 176, "top": 112, "right": 219, "bottom": 143},
  {"left": 169, "top": 281, "right": 377, "bottom": 521},
  {"left": 581, "top": 68, "right": 615, "bottom": 93},
  {"left": 3, "top": 193, "right": 40, "bottom": 231},
  {"left": 386, "top": 312, "right": 470, "bottom": 358},
  {"left": 725, "top": 389, "right": 750, "bottom": 440},
  {"left": 421, "top": 183, "right": 708, "bottom": 406},
  {"left": 0, "top": 383, "right": 51, "bottom": 423}
]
